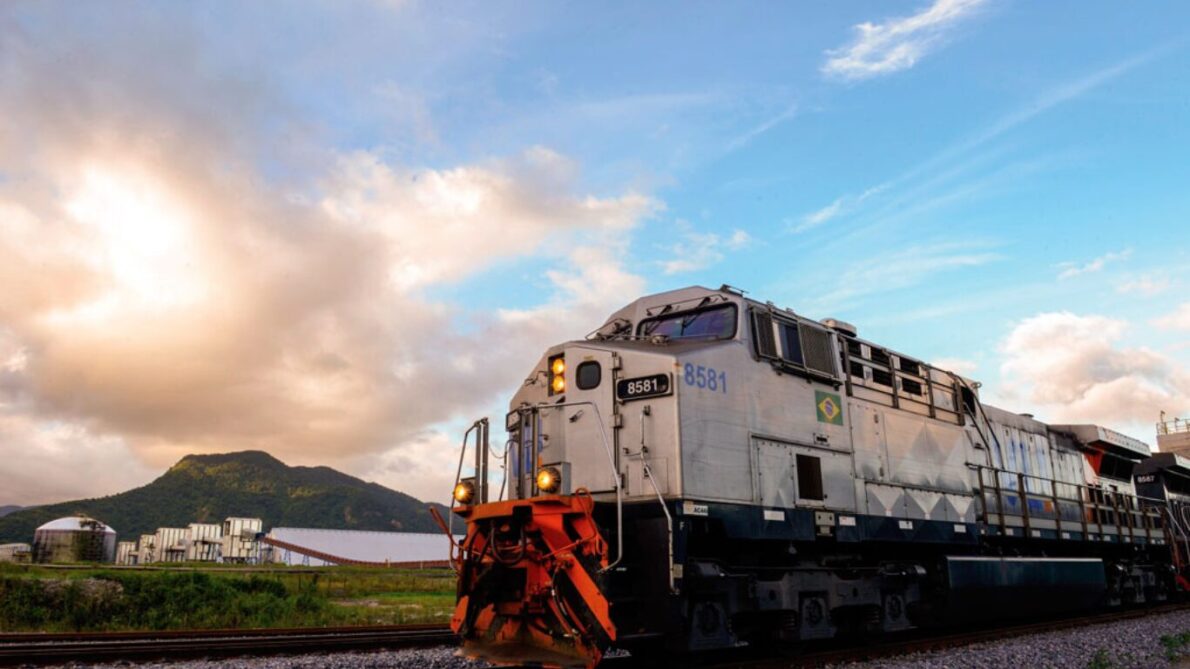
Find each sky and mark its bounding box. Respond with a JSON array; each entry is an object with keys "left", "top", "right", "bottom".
[{"left": 1, "top": 0, "right": 1188, "bottom": 507}]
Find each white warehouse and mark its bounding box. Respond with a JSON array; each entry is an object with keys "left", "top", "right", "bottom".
[{"left": 262, "top": 528, "right": 458, "bottom": 567}]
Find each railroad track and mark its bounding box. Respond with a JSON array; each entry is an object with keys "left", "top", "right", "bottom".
[
  {"left": 2, "top": 604, "right": 1184, "bottom": 668},
  {"left": 0, "top": 623, "right": 456, "bottom": 666}
]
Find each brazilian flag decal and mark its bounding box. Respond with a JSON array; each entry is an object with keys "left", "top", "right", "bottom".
[{"left": 815, "top": 390, "right": 843, "bottom": 425}]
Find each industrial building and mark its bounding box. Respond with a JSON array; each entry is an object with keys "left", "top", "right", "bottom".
[
  {"left": 115, "top": 541, "right": 138, "bottom": 565},
  {"left": 111, "top": 518, "right": 259, "bottom": 565},
  {"left": 262, "top": 528, "right": 457, "bottom": 567},
  {"left": 186, "top": 523, "right": 223, "bottom": 561},
  {"left": 23, "top": 515, "right": 449, "bottom": 568},
  {"left": 32, "top": 516, "right": 117, "bottom": 563},
  {"left": 135, "top": 533, "right": 156, "bottom": 564},
  {"left": 0, "top": 543, "right": 31, "bottom": 563},
  {"left": 1158, "top": 413, "right": 1190, "bottom": 455},
  {"left": 221, "top": 517, "right": 263, "bottom": 563},
  {"left": 154, "top": 527, "right": 189, "bottom": 563}
]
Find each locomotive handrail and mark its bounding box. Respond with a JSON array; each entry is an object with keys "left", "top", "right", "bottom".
[
  {"left": 449, "top": 419, "right": 487, "bottom": 540},
  {"left": 973, "top": 463, "right": 1164, "bottom": 542},
  {"left": 626, "top": 404, "right": 676, "bottom": 594}
]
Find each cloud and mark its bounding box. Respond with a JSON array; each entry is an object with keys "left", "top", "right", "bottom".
[
  {"left": 799, "top": 198, "right": 845, "bottom": 231},
  {"left": 1056, "top": 248, "right": 1132, "bottom": 280},
  {"left": 822, "top": 0, "right": 987, "bottom": 81},
  {"left": 932, "top": 357, "right": 978, "bottom": 375},
  {"left": 996, "top": 312, "right": 1190, "bottom": 430},
  {"left": 0, "top": 10, "right": 660, "bottom": 505},
  {"left": 1117, "top": 274, "right": 1171, "bottom": 297},
  {"left": 1154, "top": 303, "right": 1190, "bottom": 331},
  {"left": 725, "top": 102, "right": 797, "bottom": 152},
  {"left": 809, "top": 240, "right": 1000, "bottom": 308},
  {"left": 793, "top": 184, "right": 888, "bottom": 232},
  {"left": 808, "top": 47, "right": 1164, "bottom": 232},
  {"left": 658, "top": 224, "right": 752, "bottom": 275}
]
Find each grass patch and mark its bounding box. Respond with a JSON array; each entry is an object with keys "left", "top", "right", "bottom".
[
  {"left": 1085, "top": 648, "right": 1114, "bottom": 669},
  {"left": 0, "top": 565, "right": 457, "bottom": 632},
  {"left": 1160, "top": 631, "right": 1190, "bottom": 661}
]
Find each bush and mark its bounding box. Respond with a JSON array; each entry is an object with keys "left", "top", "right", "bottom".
[{"left": 0, "top": 572, "right": 337, "bottom": 632}]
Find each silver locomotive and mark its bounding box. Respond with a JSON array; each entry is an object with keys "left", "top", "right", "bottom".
[{"left": 445, "top": 285, "right": 1178, "bottom": 667}]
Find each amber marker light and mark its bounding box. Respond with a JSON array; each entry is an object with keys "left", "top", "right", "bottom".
[
  {"left": 453, "top": 481, "right": 475, "bottom": 505},
  {"left": 548, "top": 355, "right": 566, "bottom": 395},
  {"left": 537, "top": 466, "right": 561, "bottom": 494}
]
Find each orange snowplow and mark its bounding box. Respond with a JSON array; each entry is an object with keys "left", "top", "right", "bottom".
[{"left": 440, "top": 492, "right": 616, "bottom": 668}]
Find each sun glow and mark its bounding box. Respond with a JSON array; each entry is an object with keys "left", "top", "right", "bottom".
[{"left": 53, "top": 166, "right": 207, "bottom": 322}]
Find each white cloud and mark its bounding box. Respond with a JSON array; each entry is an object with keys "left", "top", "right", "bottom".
[
  {"left": 0, "top": 413, "right": 158, "bottom": 506},
  {"left": 809, "top": 48, "right": 1162, "bottom": 232},
  {"left": 822, "top": 0, "right": 987, "bottom": 81},
  {"left": 1056, "top": 248, "right": 1132, "bottom": 280},
  {"left": 996, "top": 312, "right": 1190, "bottom": 431},
  {"left": 799, "top": 198, "right": 845, "bottom": 230},
  {"left": 1117, "top": 274, "right": 1171, "bottom": 297},
  {"left": 1154, "top": 303, "right": 1190, "bottom": 331},
  {"left": 727, "top": 229, "right": 752, "bottom": 249},
  {"left": 725, "top": 102, "right": 798, "bottom": 152},
  {"left": 810, "top": 240, "right": 1000, "bottom": 308},
  {"left": 0, "top": 17, "right": 662, "bottom": 505},
  {"left": 793, "top": 184, "right": 888, "bottom": 232},
  {"left": 932, "top": 357, "right": 978, "bottom": 375},
  {"left": 659, "top": 225, "right": 752, "bottom": 275}
]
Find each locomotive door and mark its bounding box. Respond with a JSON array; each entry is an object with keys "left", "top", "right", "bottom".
[
  {"left": 560, "top": 347, "right": 622, "bottom": 495},
  {"left": 753, "top": 437, "right": 795, "bottom": 508}
]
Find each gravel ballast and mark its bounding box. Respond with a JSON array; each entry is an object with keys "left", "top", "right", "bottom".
[
  {"left": 831, "top": 609, "right": 1190, "bottom": 669},
  {"left": 44, "top": 645, "right": 488, "bottom": 669},
  {"left": 37, "top": 609, "right": 1190, "bottom": 669}
]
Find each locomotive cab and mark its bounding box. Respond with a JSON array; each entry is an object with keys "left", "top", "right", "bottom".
[{"left": 446, "top": 287, "right": 748, "bottom": 667}]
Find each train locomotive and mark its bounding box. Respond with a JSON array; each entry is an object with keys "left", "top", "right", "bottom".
[{"left": 437, "top": 285, "right": 1190, "bottom": 668}]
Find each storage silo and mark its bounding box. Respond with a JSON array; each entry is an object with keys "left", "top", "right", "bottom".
[{"left": 32, "top": 517, "right": 117, "bottom": 563}]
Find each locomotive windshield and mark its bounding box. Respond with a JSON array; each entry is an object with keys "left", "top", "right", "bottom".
[{"left": 638, "top": 303, "right": 737, "bottom": 341}]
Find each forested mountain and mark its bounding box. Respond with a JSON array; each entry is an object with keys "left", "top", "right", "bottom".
[{"left": 0, "top": 451, "right": 445, "bottom": 543}]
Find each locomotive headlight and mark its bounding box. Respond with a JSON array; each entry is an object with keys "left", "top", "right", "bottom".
[
  {"left": 453, "top": 480, "right": 476, "bottom": 505},
  {"left": 548, "top": 354, "right": 565, "bottom": 395},
  {"left": 536, "top": 466, "right": 561, "bottom": 494}
]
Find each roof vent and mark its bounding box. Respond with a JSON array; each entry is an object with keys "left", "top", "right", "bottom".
[
  {"left": 820, "top": 318, "right": 858, "bottom": 337},
  {"left": 1021, "top": 413, "right": 1034, "bottom": 419}
]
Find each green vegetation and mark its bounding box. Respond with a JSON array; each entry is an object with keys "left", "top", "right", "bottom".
[
  {"left": 1160, "top": 631, "right": 1190, "bottom": 661},
  {"left": 1085, "top": 648, "right": 1114, "bottom": 669},
  {"left": 0, "top": 451, "right": 448, "bottom": 543},
  {"left": 0, "top": 564, "right": 456, "bottom": 632}
]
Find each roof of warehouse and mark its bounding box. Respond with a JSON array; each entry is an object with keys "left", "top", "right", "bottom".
[{"left": 265, "top": 528, "right": 460, "bottom": 564}]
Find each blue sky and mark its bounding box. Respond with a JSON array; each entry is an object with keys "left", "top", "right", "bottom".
[{"left": 1, "top": 1, "right": 1188, "bottom": 504}]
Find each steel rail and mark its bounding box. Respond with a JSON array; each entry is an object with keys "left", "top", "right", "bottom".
[{"left": 0, "top": 624, "right": 455, "bottom": 666}]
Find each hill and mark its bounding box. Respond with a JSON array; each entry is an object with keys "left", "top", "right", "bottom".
[
  {"left": 0, "top": 506, "right": 22, "bottom": 518},
  {"left": 0, "top": 451, "right": 446, "bottom": 543}
]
